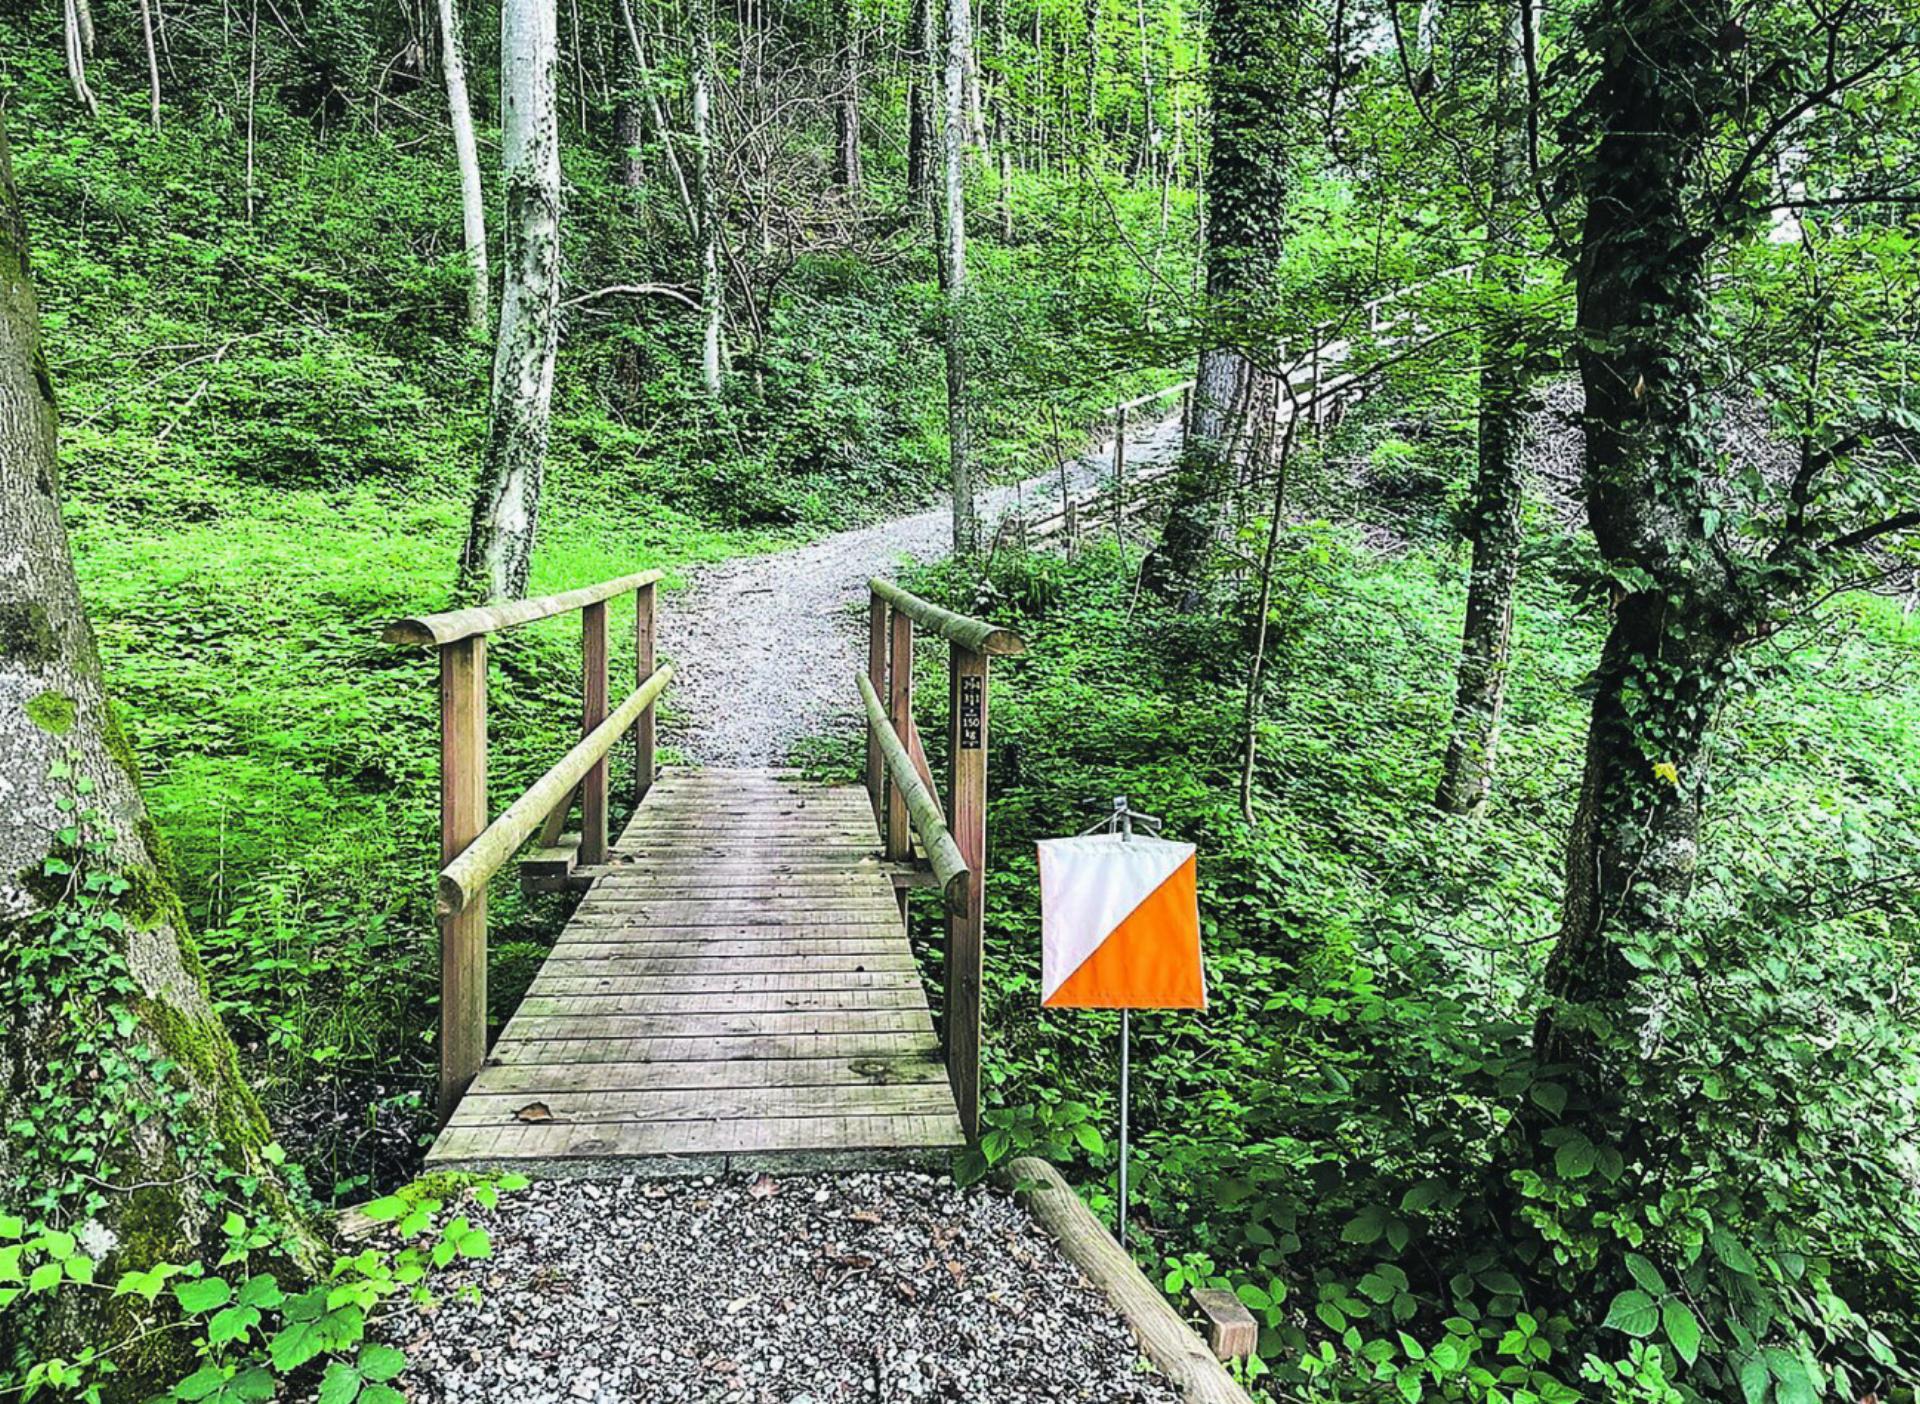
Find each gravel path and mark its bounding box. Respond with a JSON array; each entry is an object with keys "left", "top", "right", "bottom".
[
  {"left": 659, "top": 415, "right": 1184, "bottom": 767},
  {"left": 386, "top": 1172, "right": 1183, "bottom": 1404}
]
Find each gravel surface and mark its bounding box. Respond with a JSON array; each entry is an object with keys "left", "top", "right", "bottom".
[
  {"left": 659, "top": 415, "right": 1183, "bottom": 767},
  {"left": 385, "top": 1172, "right": 1184, "bottom": 1404}
]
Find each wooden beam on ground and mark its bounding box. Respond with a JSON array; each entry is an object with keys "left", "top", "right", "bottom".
[{"left": 1000, "top": 1158, "right": 1254, "bottom": 1404}]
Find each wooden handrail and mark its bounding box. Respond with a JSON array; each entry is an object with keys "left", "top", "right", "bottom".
[
  {"left": 857, "top": 671, "right": 967, "bottom": 909},
  {"left": 1115, "top": 379, "right": 1194, "bottom": 415},
  {"left": 868, "top": 578, "right": 1027, "bottom": 657},
  {"left": 439, "top": 664, "right": 674, "bottom": 916},
  {"left": 384, "top": 569, "right": 665, "bottom": 648}
]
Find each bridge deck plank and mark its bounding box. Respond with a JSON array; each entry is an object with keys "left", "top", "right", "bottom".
[{"left": 425, "top": 768, "right": 964, "bottom": 1173}]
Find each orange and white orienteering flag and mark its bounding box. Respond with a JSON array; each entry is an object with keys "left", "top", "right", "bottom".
[{"left": 1038, "top": 834, "right": 1205, "bottom": 1010}]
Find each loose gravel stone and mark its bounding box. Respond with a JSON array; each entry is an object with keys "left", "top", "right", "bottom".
[{"left": 381, "top": 1172, "right": 1184, "bottom": 1404}]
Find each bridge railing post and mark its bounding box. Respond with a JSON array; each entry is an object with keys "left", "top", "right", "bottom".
[
  {"left": 946, "top": 642, "right": 988, "bottom": 1142},
  {"left": 886, "top": 606, "right": 915, "bottom": 862},
  {"left": 865, "top": 593, "right": 888, "bottom": 826},
  {"left": 635, "top": 579, "right": 657, "bottom": 806},
  {"left": 438, "top": 634, "right": 488, "bottom": 1123},
  {"left": 581, "top": 600, "right": 610, "bottom": 866}
]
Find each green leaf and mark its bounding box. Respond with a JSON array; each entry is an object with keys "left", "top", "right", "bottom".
[
  {"left": 269, "top": 1304, "right": 365, "bottom": 1372},
  {"left": 359, "top": 1344, "right": 407, "bottom": 1382},
  {"left": 207, "top": 1305, "right": 260, "bottom": 1347},
  {"left": 1342, "top": 1205, "right": 1388, "bottom": 1244},
  {"left": 172, "top": 1366, "right": 226, "bottom": 1402},
  {"left": 1073, "top": 1123, "right": 1105, "bottom": 1156},
  {"left": 360, "top": 1197, "right": 408, "bottom": 1223},
  {"left": 317, "top": 1360, "right": 364, "bottom": 1404},
  {"left": 360, "top": 1388, "right": 407, "bottom": 1404},
  {"left": 28, "top": 1261, "right": 62, "bottom": 1293},
  {"left": 1738, "top": 1353, "right": 1773, "bottom": 1404},
  {"left": 1602, "top": 1290, "right": 1659, "bottom": 1339},
  {"left": 1662, "top": 1298, "right": 1702, "bottom": 1366},
  {"left": 229, "top": 1367, "right": 277, "bottom": 1402},
  {"left": 1236, "top": 1282, "right": 1271, "bottom": 1310},
  {"left": 1554, "top": 1135, "right": 1597, "bottom": 1180},
  {"left": 1765, "top": 1349, "right": 1816, "bottom": 1404},
  {"left": 237, "top": 1274, "right": 284, "bottom": 1310},
  {"left": 1623, "top": 1253, "right": 1666, "bottom": 1295},
  {"left": 1479, "top": 1271, "right": 1522, "bottom": 1297},
  {"left": 174, "top": 1277, "right": 233, "bottom": 1315},
  {"left": 1529, "top": 1082, "right": 1567, "bottom": 1117}
]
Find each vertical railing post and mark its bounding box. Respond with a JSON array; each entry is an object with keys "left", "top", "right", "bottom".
[
  {"left": 946, "top": 643, "right": 988, "bottom": 1142},
  {"left": 1112, "top": 404, "right": 1127, "bottom": 541},
  {"left": 885, "top": 608, "right": 914, "bottom": 862},
  {"left": 580, "top": 600, "right": 609, "bottom": 866},
  {"left": 634, "top": 580, "right": 657, "bottom": 807},
  {"left": 865, "top": 593, "right": 888, "bottom": 824},
  {"left": 438, "top": 635, "right": 488, "bottom": 1125}
]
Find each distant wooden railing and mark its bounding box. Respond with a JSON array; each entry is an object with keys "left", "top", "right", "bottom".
[
  {"left": 384, "top": 569, "right": 670, "bottom": 1121},
  {"left": 858, "top": 578, "right": 1026, "bottom": 1142},
  {"left": 1023, "top": 263, "right": 1478, "bottom": 546}
]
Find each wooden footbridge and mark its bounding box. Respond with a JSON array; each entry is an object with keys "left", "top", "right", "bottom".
[{"left": 382, "top": 575, "right": 1022, "bottom": 1173}]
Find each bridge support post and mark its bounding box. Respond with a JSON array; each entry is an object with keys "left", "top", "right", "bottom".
[
  {"left": 886, "top": 608, "right": 914, "bottom": 862},
  {"left": 635, "top": 579, "right": 656, "bottom": 806},
  {"left": 438, "top": 635, "right": 488, "bottom": 1124},
  {"left": 946, "top": 643, "right": 988, "bottom": 1141},
  {"left": 581, "top": 600, "right": 609, "bottom": 866}
]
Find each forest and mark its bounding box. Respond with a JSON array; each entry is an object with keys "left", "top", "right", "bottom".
[{"left": 2, "top": 0, "right": 1920, "bottom": 1396}]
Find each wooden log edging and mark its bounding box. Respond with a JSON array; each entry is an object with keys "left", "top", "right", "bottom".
[
  {"left": 856, "top": 670, "right": 968, "bottom": 909},
  {"left": 869, "top": 578, "right": 1026, "bottom": 657},
  {"left": 439, "top": 663, "right": 675, "bottom": 916},
  {"left": 999, "top": 1157, "right": 1255, "bottom": 1404}
]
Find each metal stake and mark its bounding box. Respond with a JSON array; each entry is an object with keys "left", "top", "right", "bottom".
[{"left": 1077, "top": 794, "right": 1160, "bottom": 1258}]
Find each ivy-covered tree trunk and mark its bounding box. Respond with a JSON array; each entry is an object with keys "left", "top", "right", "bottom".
[
  {"left": 1534, "top": 0, "right": 1741, "bottom": 1115},
  {"left": 1436, "top": 13, "right": 1528, "bottom": 816},
  {"left": 1146, "top": 0, "right": 1297, "bottom": 601},
  {"left": 459, "top": 0, "right": 562, "bottom": 602},
  {"left": 907, "top": 0, "right": 935, "bottom": 203},
  {"left": 0, "top": 118, "right": 308, "bottom": 1393}
]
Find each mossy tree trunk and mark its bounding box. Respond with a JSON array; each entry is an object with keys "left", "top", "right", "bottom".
[
  {"left": 1146, "top": 0, "right": 1300, "bottom": 602},
  {"left": 0, "top": 117, "right": 310, "bottom": 1392},
  {"left": 436, "top": 0, "right": 491, "bottom": 332},
  {"left": 459, "top": 0, "right": 563, "bottom": 603},
  {"left": 1435, "top": 7, "right": 1530, "bottom": 816}
]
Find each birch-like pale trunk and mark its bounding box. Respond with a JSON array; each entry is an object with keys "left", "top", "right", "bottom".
[
  {"left": 833, "top": 0, "right": 864, "bottom": 190},
  {"left": 137, "top": 0, "right": 163, "bottom": 130},
  {"left": 436, "top": 0, "right": 491, "bottom": 332},
  {"left": 63, "top": 0, "right": 99, "bottom": 120},
  {"left": 691, "top": 0, "right": 723, "bottom": 394},
  {"left": 943, "top": 0, "right": 975, "bottom": 554},
  {"left": 459, "top": 0, "right": 562, "bottom": 603},
  {"left": 617, "top": 0, "right": 695, "bottom": 225},
  {"left": 0, "top": 117, "right": 313, "bottom": 1386}
]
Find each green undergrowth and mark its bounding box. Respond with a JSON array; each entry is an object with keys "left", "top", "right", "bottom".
[
  {"left": 877, "top": 512, "right": 1920, "bottom": 1399},
  {"left": 1, "top": 15, "right": 1192, "bottom": 1204}
]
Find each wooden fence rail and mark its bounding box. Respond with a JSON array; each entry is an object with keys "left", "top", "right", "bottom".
[
  {"left": 384, "top": 570, "right": 669, "bottom": 1122},
  {"left": 861, "top": 578, "right": 1026, "bottom": 1142}
]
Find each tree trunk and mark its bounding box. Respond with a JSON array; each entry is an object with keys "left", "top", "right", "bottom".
[
  {"left": 137, "top": 0, "right": 163, "bottom": 131},
  {"left": 833, "top": 0, "right": 863, "bottom": 190},
  {"left": 436, "top": 0, "right": 491, "bottom": 333},
  {"left": 691, "top": 0, "right": 723, "bottom": 395},
  {"left": 1147, "top": 0, "right": 1296, "bottom": 599},
  {"left": 618, "top": 0, "right": 695, "bottom": 225},
  {"left": 459, "top": 0, "right": 562, "bottom": 603},
  {"left": 943, "top": 0, "right": 975, "bottom": 555},
  {"left": 63, "top": 0, "right": 99, "bottom": 120},
  {"left": 907, "top": 0, "right": 935, "bottom": 203},
  {"left": 1533, "top": 0, "right": 1738, "bottom": 1117},
  {"left": 1082, "top": 0, "right": 1098, "bottom": 142},
  {"left": 1435, "top": 8, "right": 1528, "bottom": 815},
  {"left": 0, "top": 116, "right": 310, "bottom": 1391},
  {"left": 614, "top": 97, "right": 646, "bottom": 190}
]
